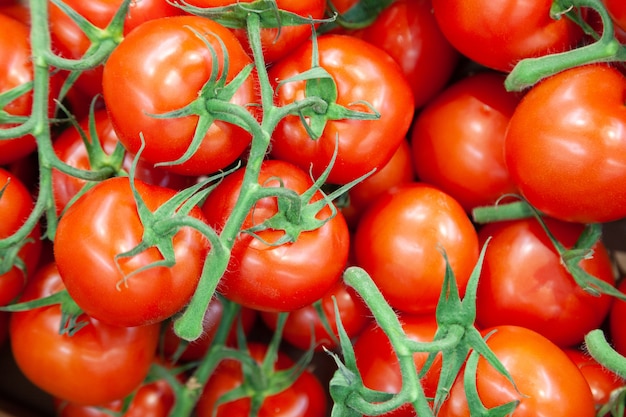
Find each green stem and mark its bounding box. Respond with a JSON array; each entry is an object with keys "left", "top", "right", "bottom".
[
  {"left": 505, "top": 0, "right": 626, "bottom": 91},
  {"left": 585, "top": 329, "right": 626, "bottom": 378}
]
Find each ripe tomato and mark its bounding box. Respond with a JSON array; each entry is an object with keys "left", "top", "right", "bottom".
[
  {"left": 54, "top": 176, "right": 209, "bottom": 327},
  {"left": 196, "top": 342, "right": 327, "bottom": 417},
  {"left": 353, "top": 314, "right": 442, "bottom": 417},
  {"left": 52, "top": 108, "right": 193, "bottom": 215},
  {"left": 439, "top": 325, "right": 597, "bottom": 417},
  {"left": 505, "top": 64, "right": 626, "bottom": 223},
  {"left": 609, "top": 279, "right": 626, "bottom": 357},
  {"left": 353, "top": 182, "right": 479, "bottom": 315},
  {"left": 201, "top": 160, "right": 350, "bottom": 312},
  {"left": 10, "top": 262, "right": 160, "bottom": 406},
  {"left": 346, "top": 0, "right": 460, "bottom": 108},
  {"left": 49, "top": 0, "right": 182, "bottom": 98},
  {"left": 260, "top": 279, "right": 371, "bottom": 351},
  {"left": 605, "top": 0, "right": 626, "bottom": 31},
  {"left": 269, "top": 34, "right": 415, "bottom": 185},
  {"left": 410, "top": 71, "right": 520, "bottom": 212},
  {"left": 161, "top": 296, "right": 257, "bottom": 362},
  {"left": 0, "top": 14, "right": 60, "bottom": 164},
  {"left": 54, "top": 373, "right": 175, "bottom": 417},
  {"left": 565, "top": 348, "right": 626, "bottom": 410},
  {"left": 0, "top": 168, "right": 41, "bottom": 306},
  {"left": 475, "top": 217, "right": 616, "bottom": 348},
  {"left": 341, "top": 139, "right": 415, "bottom": 230},
  {"left": 432, "top": 0, "right": 584, "bottom": 72},
  {"left": 181, "top": 0, "right": 326, "bottom": 64},
  {"left": 102, "top": 15, "right": 258, "bottom": 176}
]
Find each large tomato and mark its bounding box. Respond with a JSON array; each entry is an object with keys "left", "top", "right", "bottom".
[
  {"left": 54, "top": 176, "right": 209, "bottom": 327},
  {"left": 48, "top": 0, "right": 182, "bottom": 98},
  {"left": 475, "top": 217, "right": 616, "bottom": 347},
  {"left": 180, "top": 0, "right": 326, "bottom": 64},
  {"left": 505, "top": 64, "right": 626, "bottom": 223},
  {"left": 347, "top": 0, "right": 460, "bottom": 108},
  {"left": 353, "top": 182, "right": 479, "bottom": 315},
  {"left": 0, "top": 168, "right": 41, "bottom": 306},
  {"left": 201, "top": 159, "right": 350, "bottom": 312},
  {"left": 269, "top": 34, "right": 415, "bottom": 185},
  {"left": 439, "top": 325, "right": 597, "bottom": 417},
  {"left": 10, "top": 262, "right": 160, "bottom": 406},
  {"left": 410, "top": 71, "right": 520, "bottom": 212},
  {"left": 195, "top": 342, "right": 327, "bottom": 417},
  {"left": 605, "top": 0, "right": 626, "bottom": 31},
  {"left": 102, "top": 15, "right": 258, "bottom": 176},
  {"left": 52, "top": 108, "right": 193, "bottom": 215},
  {"left": 432, "top": 0, "right": 584, "bottom": 72},
  {"left": 353, "top": 314, "right": 442, "bottom": 417}
]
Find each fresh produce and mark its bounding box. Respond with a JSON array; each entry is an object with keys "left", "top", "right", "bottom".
[{"left": 1, "top": 0, "right": 626, "bottom": 416}]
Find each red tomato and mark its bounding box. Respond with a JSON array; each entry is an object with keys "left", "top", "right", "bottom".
[
  {"left": 260, "top": 279, "right": 371, "bottom": 351},
  {"left": 505, "top": 64, "right": 626, "bottom": 223},
  {"left": 565, "top": 348, "right": 626, "bottom": 410},
  {"left": 54, "top": 177, "right": 209, "bottom": 327},
  {"left": 201, "top": 160, "right": 350, "bottom": 312},
  {"left": 476, "top": 217, "right": 616, "bottom": 347},
  {"left": 609, "top": 279, "right": 626, "bottom": 357},
  {"left": 353, "top": 182, "right": 479, "bottom": 315},
  {"left": 55, "top": 374, "right": 175, "bottom": 417},
  {"left": 353, "top": 314, "right": 441, "bottom": 417},
  {"left": 52, "top": 108, "right": 194, "bottom": 215},
  {"left": 269, "top": 33, "right": 415, "bottom": 185},
  {"left": 432, "top": 0, "right": 584, "bottom": 72},
  {"left": 439, "top": 325, "right": 597, "bottom": 417},
  {"left": 102, "top": 15, "right": 258, "bottom": 176},
  {"left": 0, "top": 168, "right": 41, "bottom": 306},
  {"left": 410, "top": 71, "right": 520, "bottom": 212},
  {"left": 341, "top": 139, "right": 415, "bottom": 230},
  {"left": 49, "top": 0, "right": 182, "bottom": 98},
  {"left": 195, "top": 342, "right": 327, "bottom": 417},
  {"left": 10, "top": 262, "right": 160, "bottom": 406},
  {"left": 347, "top": 0, "right": 460, "bottom": 108},
  {"left": 605, "top": 0, "right": 626, "bottom": 32},
  {"left": 161, "top": 296, "right": 257, "bottom": 362},
  {"left": 181, "top": 0, "right": 326, "bottom": 64},
  {"left": 0, "top": 14, "right": 60, "bottom": 164}
]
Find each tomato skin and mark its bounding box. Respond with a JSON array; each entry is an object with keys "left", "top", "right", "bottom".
[
  {"left": 476, "top": 217, "right": 615, "bottom": 348},
  {"left": 605, "top": 0, "right": 626, "bottom": 32},
  {"left": 201, "top": 160, "right": 350, "bottom": 312},
  {"left": 52, "top": 108, "right": 193, "bottom": 215},
  {"left": 432, "top": 0, "right": 583, "bottom": 72},
  {"left": 506, "top": 64, "right": 626, "bottom": 223},
  {"left": 196, "top": 342, "right": 327, "bottom": 417},
  {"left": 353, "top": 314, "right": 441, "bottom": 417},
  {"left": 0, "top": 169, "right": 41, "bottom": 306},
  {"left": 609, "top": 279, "right": 626, "bottom": 357},
  {"left": 353, "top": 182, "right": 479, "bottom": 315},
  {"left": 55, "top": 375, "right": 175, "bottom": 417},
  {"left": 565, "top": 348, "right": 626, "bottom": 410},
  {"left": 49, "top": 0, "right": 182, "bottom": 98},
  {"left": 181, "top": 0, "right": 326, "bottom": 64},
  {"left": 102, "top": 16, "right": 258, "bottom": 176},
  {"left": 9, "top": 262, "right": 160, "bottom": 406},
  {"left": 439, "top": 325, "right": 596, "bottom": 417},
  {"left": 411, "top": 71, "right": 520, "bottom": 212},
  {"left": 348, "top": 0, "right": 460, "bottom": 108},
  {"left": 260, "top": 280, "right": 371, "bottom": 351},
  {"left": 269, "top": 34, "right": 415, "bottom": 185},
  {"left": 341, "top": 139, "right": 415, "bottom": 230},
  {"left": 54, "top": 177, "right": 209, "bottom": 327}
]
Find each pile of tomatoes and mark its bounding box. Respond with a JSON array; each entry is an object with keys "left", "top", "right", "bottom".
[{"left": 1, "top": 0, "right": 626, "bottom": 416}]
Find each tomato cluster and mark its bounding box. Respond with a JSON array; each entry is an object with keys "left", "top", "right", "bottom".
[{"left": 1, "top": 0, "right": 626, "bottom": 416}]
